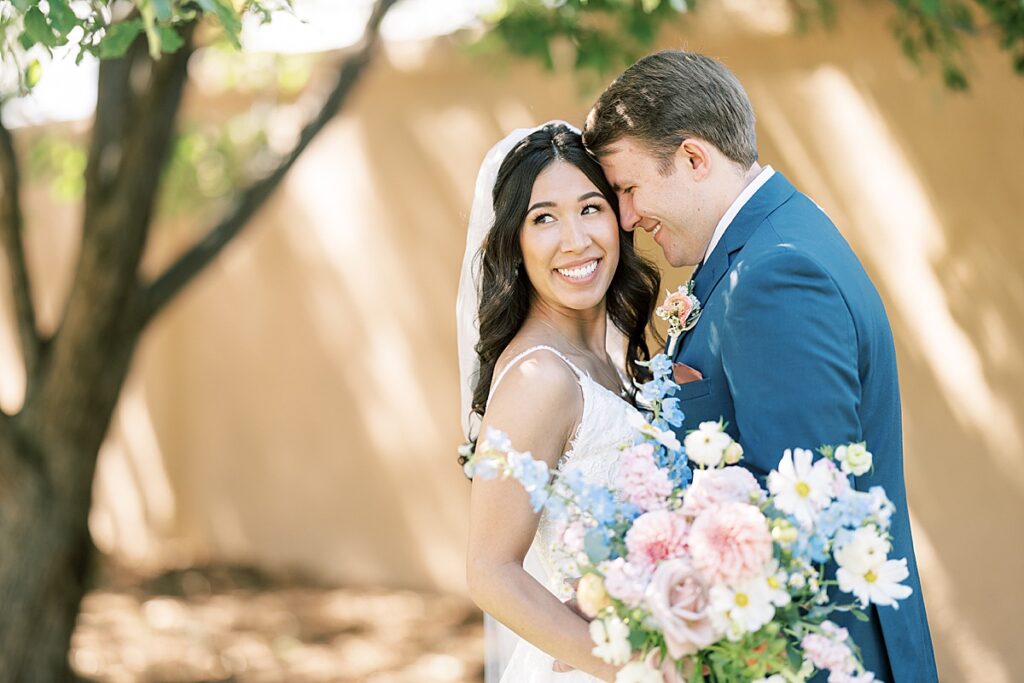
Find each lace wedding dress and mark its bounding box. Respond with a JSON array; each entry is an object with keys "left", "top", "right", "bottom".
[{"left": 485, "top": 345, "right": 642, "bottom": 683}]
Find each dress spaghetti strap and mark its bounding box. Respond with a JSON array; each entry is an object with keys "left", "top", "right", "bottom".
[{"left": 487, "top": 345, "right": 586, "bottom": 402}]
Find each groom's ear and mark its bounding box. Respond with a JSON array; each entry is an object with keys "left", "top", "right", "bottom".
[{"left": 676, "top": 139, "right": 712, "bottom": 181}]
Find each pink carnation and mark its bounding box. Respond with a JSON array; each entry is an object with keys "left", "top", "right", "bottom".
[
  {"left": 802, "top": 621, "right": 855, "bottom": 675},
  {"left": 616, "top": 443, "right": 673, "bottom": 511},
  {"left": 681, "top": 467, "right": 763, "bottom": 518},
  {"left": 625, "top": 510, "right": 689, "bottom": 569},
  {"left": 688, "top": 502, "right": 772, "bottom": 585},
  {"left": 646, "top": 556, "right": 720, "bottom": 659},
  {"left": 601, "top": 557, "right": 650, "bottom": 607}
]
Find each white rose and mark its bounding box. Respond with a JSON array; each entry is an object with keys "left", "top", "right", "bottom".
[
  {"left": 835, "top": 443, "right": 872, "bottom": 476},
  {"left": 684, "top": 422, "right": 732, "bottom": 468}
]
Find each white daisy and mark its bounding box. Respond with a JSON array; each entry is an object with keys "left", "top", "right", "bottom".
[
  {"left": 837, "top": 557, "right": 913, "bottom": 608},
  {"left": 767, "top": 448, "right": 836, "bottom": 528},
  {"left": 834, "top": 526, "right": 913, "bottom": 608},
  {"left": 710, "top": 575, "right": 776, "bottom": 638}
]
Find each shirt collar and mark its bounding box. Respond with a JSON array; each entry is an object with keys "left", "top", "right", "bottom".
[{"left": 701, "top": 165, "right": 775, "bottom": 264}]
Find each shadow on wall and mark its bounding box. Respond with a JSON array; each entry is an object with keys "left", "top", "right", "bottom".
[{"left": 0, "top": 2, "right": 1016, "bottom": 682}]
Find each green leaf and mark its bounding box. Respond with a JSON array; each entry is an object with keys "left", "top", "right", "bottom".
[
  {"left": 47, "top": 0, "right": 79, "bottom": 36},
  {"left": 24, "top": 59, "right": 42, "bottom": 88},
  {"left": 851, "top": 608, "right": 870, "bottom": 622},
  {"left": 158, "top": 25, "right": 185, "bottom": 53},
  {"left": 18, "top": 31, "right": 37, "bottom": 50},
  {"left": 24, "top": 6, "right": 58, "bottom": 47},
  {"left": 11, "top": 0, "right": 37, "bottom": 11},
  {"left": 942, "top": 63, "right": 969, "bottom": 90},
  {"left": 98, "top": 19, "right": 143, "bottom": 59},
  {"left": 196, "top": 0, "right": 243, "bottom": 47}
]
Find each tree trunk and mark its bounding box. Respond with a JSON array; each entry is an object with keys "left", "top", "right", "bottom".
[{"left": 0, "top": 1, "right": 399, "bottom": 678}]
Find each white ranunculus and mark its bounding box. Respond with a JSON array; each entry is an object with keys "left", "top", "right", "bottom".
[
  {"left": 591, "top": 616, "right": 632, "bottom": 666},
  {"left": 684, "top": 422, "right": 733, "bottom": 468},
  {"left": 835, "top": 443, "right": 872, "bottom": 476}
]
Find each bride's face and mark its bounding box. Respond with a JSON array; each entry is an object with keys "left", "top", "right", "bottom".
[{"left": 518, "top": 161, "right": 620, "bottom": 314}]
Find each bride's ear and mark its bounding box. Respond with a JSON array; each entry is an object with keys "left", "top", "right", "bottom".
[{"left": 676, "top": 139, "right": 712, "bottom": 180}]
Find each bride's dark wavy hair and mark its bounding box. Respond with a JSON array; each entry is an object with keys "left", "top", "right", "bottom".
[{"left": 470, "top": 123, "right": 662, "bottom": 430}]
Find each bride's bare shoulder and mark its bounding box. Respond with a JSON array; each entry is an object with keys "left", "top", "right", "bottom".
[
  {"left": 491, "top": 341, "right": 579, "bottom": 399},
  {"left": 483, "top": 342, "right": 582, "bottom": 461}
]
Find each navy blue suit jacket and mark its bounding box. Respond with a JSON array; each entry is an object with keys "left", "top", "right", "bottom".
[{"left": 668, "top": 172, "right": 937, "bottom": 682}]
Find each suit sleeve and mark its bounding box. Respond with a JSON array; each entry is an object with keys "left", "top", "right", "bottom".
[{"left": 720, "top": 245, "right": 862, "bottom": 476}]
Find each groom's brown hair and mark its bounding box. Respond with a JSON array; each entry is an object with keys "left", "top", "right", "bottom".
[{"left": 583, "top": 50, "right": 758, "bottom": 172}]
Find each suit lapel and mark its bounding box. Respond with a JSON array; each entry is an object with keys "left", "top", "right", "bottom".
[
  {"left": 692, "top": 172, "right": 797, "bottom": 304},
  {"left": 671, "top": 172, "right": 797, "bottom": 363}
]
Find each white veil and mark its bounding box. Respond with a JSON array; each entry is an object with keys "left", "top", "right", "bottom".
[
  {"left": 457, "top": 120, "right": 581, "bottom": 439},
  {"left": 456, "top": 120, "right": 626, "bottom": 682}
]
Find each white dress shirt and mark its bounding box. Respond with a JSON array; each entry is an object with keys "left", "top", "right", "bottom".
[{"left": 701, "top": 165, "right": 775, "bottom": 264}]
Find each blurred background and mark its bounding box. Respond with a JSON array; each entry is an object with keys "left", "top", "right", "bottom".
[{"left": 0, "top": 0, "right": 1022, "bottom": 681}]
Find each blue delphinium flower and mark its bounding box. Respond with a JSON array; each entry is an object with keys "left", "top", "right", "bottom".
[
  {"left": 560, "top": 468, "right": 586, "bottom": 496},
  {"left": 580, "top": 484, "right": 618, "bottom": 527},
  {"left": 661, "top": 397, "right": 684, "bottom": 428},
  {"left": 508, "top": 451, "right": 551, "bottom": 512},
  {"left": 648, "top": 354, "right": 674, "bottom": 379},
  {"left": 789, "top": 516, "right": 829, "bottom": 563},
  {"left": 667, "top": 458, "right": 693, "bottom": 489},
  {"left": 640, "top": 377, "right": 676, "bottom": 403},
  {"left": 545, "top": 494, "right": 567, "bottom": 519}
]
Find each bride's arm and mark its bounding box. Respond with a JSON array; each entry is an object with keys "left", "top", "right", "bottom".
[{"left": 466, "top": 353, "right": 621, "bottom": 682}]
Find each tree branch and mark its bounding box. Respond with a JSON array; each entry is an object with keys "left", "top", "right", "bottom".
[
  {"left": 140, "top": 0, "right": 402, "bottom": 325},
  {"left": 0, "top": 110, "right": 42, "bottom": 400}
]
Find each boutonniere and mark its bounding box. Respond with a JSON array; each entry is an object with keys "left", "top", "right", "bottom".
[{"left": 657, "top": 280, "right": 702, "bottom": 356}]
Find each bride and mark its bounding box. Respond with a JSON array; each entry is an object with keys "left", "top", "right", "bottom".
[{"left": 458, "top": 122, "right": 661, "bottom": 682}]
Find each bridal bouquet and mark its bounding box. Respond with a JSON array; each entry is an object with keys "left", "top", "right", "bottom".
[{"left": 464, "top": 354, "right": 911, "bottom": 683}]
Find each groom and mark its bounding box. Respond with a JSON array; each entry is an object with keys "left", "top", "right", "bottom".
[{"left": 582, "top": 51, "right": 937, "bottom": 681}]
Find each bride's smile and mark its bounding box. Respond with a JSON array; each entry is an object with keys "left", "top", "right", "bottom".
[{"left": 519, "top": 160, "right": 620, "bottom": 313}]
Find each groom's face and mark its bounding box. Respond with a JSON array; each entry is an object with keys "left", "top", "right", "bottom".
[{"left": 599, "top": 137, "right": 713, "bottom": 268}]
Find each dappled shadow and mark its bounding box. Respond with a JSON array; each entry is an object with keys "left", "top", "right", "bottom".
[{"left": 72, "top": 562, "right": 484, "bottom": 682}]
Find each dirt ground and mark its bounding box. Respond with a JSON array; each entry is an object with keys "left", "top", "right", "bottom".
[{"left": 71, "top": 563, "right": 485, "bottom": 683}]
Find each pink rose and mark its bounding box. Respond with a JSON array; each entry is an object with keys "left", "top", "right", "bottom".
[
  {"left": 681, "top": 467, "right": 763, "bottom": 519},
  {"left": 688, "top": 502, "right": 772, "bottom": 585},
  {"left": 625, "top": 510, "right": 689, "bottom": 570},
  {"left": 616, "top": 443, "right": 673, "bottom": 512},
  {"left": 662, "top": 291, "right": 694, "bottom": 319},
  {"left": 601, "top": 558, "right": 650, "bottom": 607},
  {"left": 646, "top": 557, "right": 720, "bottom": 660}
]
